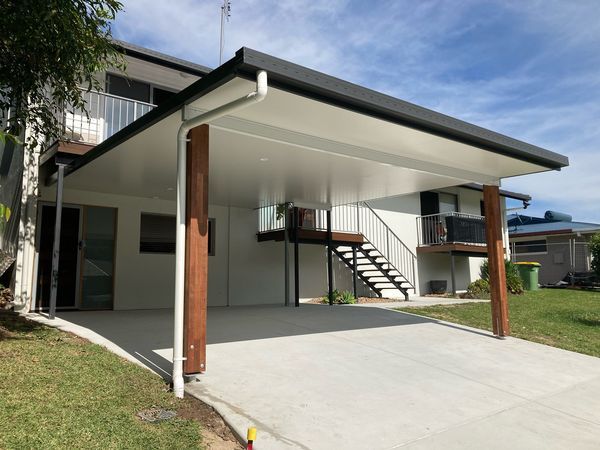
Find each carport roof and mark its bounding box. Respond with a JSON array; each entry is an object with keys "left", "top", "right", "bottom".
[{"left": 64, "top": 46, "right": 568, "bottom": 181}]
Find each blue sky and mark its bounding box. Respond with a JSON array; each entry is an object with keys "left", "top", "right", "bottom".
[{"left": 113, "top": 0, "right": 600, "bottom": 222}]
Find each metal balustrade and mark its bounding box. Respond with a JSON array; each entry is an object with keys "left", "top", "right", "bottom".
[
  {"left": 416, "top": 211, "right": 486, "bottom": 247},
  {"left": 257, "top": 202, "right": 416, "bottom": 289},
  {"left": 55, "top": 89, "right": 155, "bottom": 146}
]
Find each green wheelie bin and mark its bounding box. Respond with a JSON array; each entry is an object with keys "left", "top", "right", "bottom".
[{"left": 515, "top": 262, "right": 541, "bottom": 290}]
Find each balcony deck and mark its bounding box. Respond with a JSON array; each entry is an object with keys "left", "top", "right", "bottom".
[
  {"left": 257, "top": 228, "right": 364, "bottom": 246},
  {"left": 416, "top": 243, "right": 488, "bottom": 255}
]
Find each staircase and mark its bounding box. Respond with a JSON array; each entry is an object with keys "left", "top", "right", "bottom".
[{"left": 330, "top": 202, "right": 417, "bottom": 300}]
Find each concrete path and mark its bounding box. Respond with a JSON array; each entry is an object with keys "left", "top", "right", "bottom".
[
  {"left": 349, "top": 296, "right": 489, "bottom": 309},
  {"left": 31, "top": 305, "right": 600, "bottom": 449}
]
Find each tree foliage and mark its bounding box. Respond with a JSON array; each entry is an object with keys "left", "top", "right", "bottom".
[
  {"left": 0, "top": 0, "right": 124, "bottom": 149},
  {"left": 589, "top": 233, "right": 600, "bottom": 277}
]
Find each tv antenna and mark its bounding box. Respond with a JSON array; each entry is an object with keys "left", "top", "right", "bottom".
[{"left": 219, "top": 0, "right": 232, "bottom": 65}]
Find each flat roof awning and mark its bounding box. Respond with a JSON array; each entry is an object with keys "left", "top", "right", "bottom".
[{"left": 59, "top": 47, "right": 568, "bottom": 207}]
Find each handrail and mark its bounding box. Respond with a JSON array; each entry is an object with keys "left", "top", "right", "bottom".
[
  {"left": 416, "top": 211, "right": 486, "bottom": 247},
  {"left": 52, "top": 89, "right": 156, "bottom": 147},
  {"left": 362, "top": 202, "right": 417, "bottom": 258},
  {"left": 358, "top": 202, "right": 416, "bottom": 289},
  {"left": 78, "top": 87, "right": 156, "bottom": 108},
  {"left": 255, "top": 201, "right": 417, "bottom": 290}
]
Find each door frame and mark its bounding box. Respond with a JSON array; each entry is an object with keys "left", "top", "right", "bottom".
[
  {"left": 77, "top": 204, "right": 118, "bottom": 311},
  {"left": 32, "top": 201, "right": 84, "bottom": 311}
]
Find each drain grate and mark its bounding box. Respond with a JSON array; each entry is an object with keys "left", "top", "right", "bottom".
[{"left": 137, "top": 407, "right": 177, "bottom": 423}]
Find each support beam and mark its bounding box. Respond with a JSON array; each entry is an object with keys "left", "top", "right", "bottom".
[
  {"left": 352, "top": 246, "right": 358, "bottom": 299},
  {"left": 184, "top": 125, "right": 209, "bottom": 374},
  {"left": 483, "top": 185, "right": 510, "bottom": 337},
  {"left": 284, "top": 205, "right": 290, "bottom": 306},
  {"left": 450, "top": 252, "right": 456, "bottom": 296},
  {"left": 327, "top": 210, "right": 334, "bottom": 306},
  {"left": 293, "top": 207, "right": 300, "bottom": 307},
  {"left": 49, "top": 163, "right": 66, "bottom": 320}
]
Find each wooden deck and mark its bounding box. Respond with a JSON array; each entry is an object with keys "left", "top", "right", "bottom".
[
  {"left": 257, "top": 229, "right": 364, "bottom": 245},
  {"left": 416, "top": 243, "right": 488, "bottom": 255}
]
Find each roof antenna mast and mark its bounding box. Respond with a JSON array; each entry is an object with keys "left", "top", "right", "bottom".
[{"left": 219, "top": 0, "right": 232, "bottom": 65}]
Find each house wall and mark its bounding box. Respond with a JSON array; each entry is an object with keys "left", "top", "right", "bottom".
[
  {"left": 511, "top": 233, "right": 592, "bottom": 285},
  {"left": 367, "top": 187, "right": 497, "bottom": 295},
  {"left": 36, "top": 186, "right": 369, "bottom": 309},
  {"left": 33, "top": 182, "right": 508, "bottom": 310}
]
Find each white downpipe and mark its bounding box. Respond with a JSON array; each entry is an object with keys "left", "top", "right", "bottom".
[{"left": 172, "top": 70, "right": 268, "bottom": 398}]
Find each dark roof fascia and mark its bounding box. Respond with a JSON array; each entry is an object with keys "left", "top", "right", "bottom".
[
  {"left": 49, "top": 53, "right": 244, "bottom": 185},
  {"left": 112, "top": 40, "right": 212, "bottom": 77},
  {"left": 234, "top": 48, "right": 569, "bottom": 170},
  {"left": 461, "top": 183, "right": 532, "bottom": 201}
]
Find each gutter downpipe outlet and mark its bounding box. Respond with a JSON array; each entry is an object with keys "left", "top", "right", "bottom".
[{"left": 173, "top": 70, "right": 268, "bottom": 398}]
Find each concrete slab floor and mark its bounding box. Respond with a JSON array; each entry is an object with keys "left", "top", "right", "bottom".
[{"left": 29, "top": 305, "right": 600, "bottom": 450}]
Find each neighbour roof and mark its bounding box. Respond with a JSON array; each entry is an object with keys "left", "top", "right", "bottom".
[
  {"left": 61, "top": 46, "right": 570, "bottom": 183},
  {"left": 461, "top": 183, "right": 531, "bottom": 202},
  {"left": 112, "top": 40, "right": 212, "bottom": 77},
  {"left": 508, "top": 212, "right": 600, "bottom": 237}
]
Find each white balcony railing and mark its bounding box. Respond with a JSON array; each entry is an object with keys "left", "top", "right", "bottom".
[
  {"left": 417, "top": 211, "right": 486, "bottom": 246},
  {"left": 56, "top": 90, "right": 155, "bottom": 146}
]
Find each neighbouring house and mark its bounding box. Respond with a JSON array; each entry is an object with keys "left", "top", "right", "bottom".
[
  {"left": 508, "top": 211, "right": 599, "bottom": 285},
  {"left": 1, "top": 40, "right": 568, "bottom": 386}
]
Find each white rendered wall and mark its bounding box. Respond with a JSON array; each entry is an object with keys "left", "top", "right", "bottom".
[{"left": 36, "top": 186, "right": 369, "bottom": 309}]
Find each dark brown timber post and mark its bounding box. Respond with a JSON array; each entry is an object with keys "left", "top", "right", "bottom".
[
  {"left": 184, "top": 124, "right": 209, "bottom": 374},
  {"left": 483, "top": 185, "right": 510, "bottom": 337}
]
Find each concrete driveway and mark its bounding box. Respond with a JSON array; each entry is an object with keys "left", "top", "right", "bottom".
[{"left": 39, "top": 304, "right": 600, "bottom": 449}]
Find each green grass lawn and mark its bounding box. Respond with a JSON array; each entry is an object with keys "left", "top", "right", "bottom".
[
  {"left": 396, "top": 289, "right": 600, "bottom": 357},
  {"left": 0, "top": 312, "right": 204, "bottom": 449}
]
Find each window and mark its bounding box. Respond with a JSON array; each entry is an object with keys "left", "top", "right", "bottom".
[
  {"left": 139, "top": 213, "right": 215, "bottom": 255},
  {"left": 140, "top": 213, "right": 175, "bottom": 254},
  {"left": 514, "top": 239, "right": 547, "bottom": 255},
  {"left": 438, "top": 193, "right": 458, "bottom": 214},
  {"left": 152, "top": 87, "right": 176, "bottom": 106},
  {"left": 106, "top": 74, "right": 150, "bottom": 103},
  {"left": 420, "top": 191, "right": 459, "bottom": 216}
]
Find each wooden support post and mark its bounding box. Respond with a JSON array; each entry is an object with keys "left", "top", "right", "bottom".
[
  {"left": 327, "top": 210, "right": 334, "bottom": 306},
  {"left": 352, "top": 246, "right": 358, "bottom": 299},
  {"left": 293, "top": 207, "right": 300, "bottom": 307},
  {"left": 184, "top": 125, "right": 209, "bottom": 374},
  {"left": 483, "top": 185, "right": 510, "bottom": 337}
]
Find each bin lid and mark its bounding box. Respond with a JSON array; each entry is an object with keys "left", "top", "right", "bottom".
[{"left": 515, "top": 261, "right": 542, "bottom": 267}]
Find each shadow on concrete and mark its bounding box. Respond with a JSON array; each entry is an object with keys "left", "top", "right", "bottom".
[{"left": 52, "top": 303, "right": 490, "bottom": 379}]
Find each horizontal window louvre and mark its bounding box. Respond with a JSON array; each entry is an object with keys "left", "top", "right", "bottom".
[
  {"left": 139, "top": 214, "right": 215, "bottom": 255},
  {"left": 140, "top": 214, "right": 175, "bottom": 254},
  {"left": 514, "top": 239, "right": 547, "bottom": 254}
]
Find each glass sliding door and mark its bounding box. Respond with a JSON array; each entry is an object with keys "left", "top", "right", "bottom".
[
  {"left": 79, "top": 206, "right": 116, "bottom": 310},
  {"left": 35, "top": 204, "right": 82, "bottom": 310}
]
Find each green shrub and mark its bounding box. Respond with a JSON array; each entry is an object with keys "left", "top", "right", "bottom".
[
  {"left": 338, "top": 290, "right": 357, "bottom": 304},
  {"left": 589, "top": 233, "right": 600, "bottom": 277},
  {"left": 479, "top": 258, "right": 524, "bottom": 295},
  {"left": 465, "top": 279, "right": 490, "bottom": 298},
  {"left": 321, "top": 289, "right": 356, "bottom": 304}
]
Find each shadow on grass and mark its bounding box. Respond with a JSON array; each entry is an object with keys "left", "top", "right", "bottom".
[
  {"left": 571, "top": 313, "right": 600, "bottom": 327},
  {"left": 0, "top": 310, "right": 47, "bottom": 340}
]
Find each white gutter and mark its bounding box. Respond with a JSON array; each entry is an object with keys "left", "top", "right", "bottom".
[{"left": 173, "top": 70, "right": 268, "bottom": 398}]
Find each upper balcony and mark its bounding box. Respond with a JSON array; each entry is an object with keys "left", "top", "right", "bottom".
[
  {"left": 416, "top": 211, "right": 488, "bottom": 255},
  {"left": 52, "top": 89, "right": 156, "bottom": 148}
]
